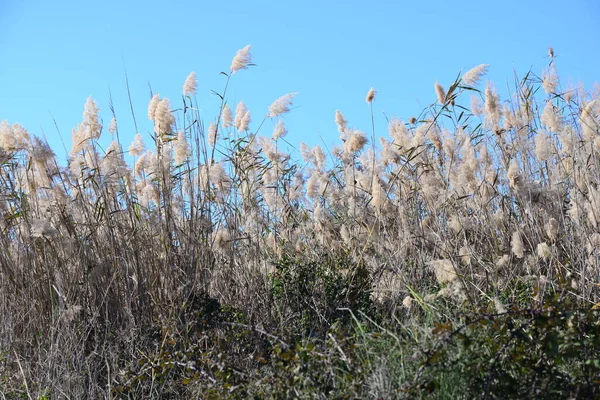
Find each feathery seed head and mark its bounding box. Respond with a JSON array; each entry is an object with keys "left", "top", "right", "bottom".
[
  {"left": 462, "top": 64, "right": 489, "bottom": 86},
  {"left": 148, "top": 93, "right": 160, "bottom": 121},
  {"left": 496, "top": 254, "right": 510, "bottom": 268},
  {"left": 459, "top": 246, "right": 471, "bottom": 266},
  {"left": 335, "top": 110, "right": 347, "bottom": 133},
  {"left": 534, "top": 133, "right": 553, "bottom": 161},
  {"left": 366, "top": 87, "right": 376, "bottom": 103},
  {"left": 230, "top": 45, "right": 252, "bottom": 73},
  {"left": 429, "top": 259, "right": 458, "bottom": 284},
  {"left": 511, "top": 230, "right": 525, "bottom": 258},
  {"left": 183, "top": 71, "right": 198, "bottom": 96},
  {"left": 268, "top": 93, "right": 298, "bottom": 117},
  {"left": 154, "top": 98, "right": 175, "bottom": 136},
  {"left": 272, "top": 119, "right": 287, "bottom": 140},
  {"left": 102, "top": 141, "right": 129, "bottom": 179},
  {"left": 108, "top": 117, "right": 117, "bottom": 135},
  {"left": 470, "top": 95, "right": 484, "bottom": 116},
  {"left": 313, "top": 145, "right": 326, "bottom": 169},
  {"left": 537, "top": 242, "right": 552, "bottom": 260},
  {"left": 582, "top": 99, "right": 598, "bottom": 119},
  {"left": 213, "top": 228, "right": 231, "bottom": 250},
  {"left": 435, "top": 81, "right": 446, "bottom": 105},
  {"left": 208, "top": 122, "right": 218, "bottom": 146},
  {"left": 222, "top": 104, "right": 233, "bottom": 128},
  {"left": 344, "top": 130, "right": 368, "bottom": 154},
  {"left": 484, "top": 82, "right": 501, "bottom": 128},
  {"left": 542, "top": 65, "right": 558, "bottom": 94},
  {"left": 129, "top": 133, "right": 145, "bottom": 157},
  {"left": 541, "top": 101, "right": 562, "bottom": 132},
  {"left": 174, "top": 131, "right": 189, "bottom": 165},
  {"left": 30, "top": 137, "right": 54, "bottom": 163},
  {"left": 83, "top": 97, "right": 102, "bottom": 140},
  {"left": 0, "top": 121, "right": 31, "bottom": 152},
  {"left": 30, "top": 218, "right": 58, "bottom": 238},
  {"left": 507, "top": 159, "right": 521, "bottom": 188},
  {"left": 234, "top": 101, "right": 251, "bottom": 132}
]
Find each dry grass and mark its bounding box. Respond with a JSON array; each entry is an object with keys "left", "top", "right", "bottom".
[{"left": 0, "top": 46, "right": 599, "bottom": 398}]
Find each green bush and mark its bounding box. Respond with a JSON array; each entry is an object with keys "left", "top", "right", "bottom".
[
  {"left": 269, "top": 255, "right": 375, "bottom": 341},
  {"left": 412, "top": 292, "right": 600, "bottom": 399}
]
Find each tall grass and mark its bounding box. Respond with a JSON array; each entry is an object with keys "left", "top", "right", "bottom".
[{"left": 1, "top": 46, "right": 599, "bottom": 398}]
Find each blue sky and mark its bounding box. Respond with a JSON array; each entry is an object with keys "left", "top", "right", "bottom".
[{"left": 1, "top": 0, "right": 599, "bottom": 163}]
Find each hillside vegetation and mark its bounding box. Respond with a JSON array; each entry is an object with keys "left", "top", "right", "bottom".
[{"left": 1, "top": 46, "right": 600, "bottom": 398}]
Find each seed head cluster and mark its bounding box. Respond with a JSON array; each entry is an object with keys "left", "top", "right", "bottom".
[{"left": 1, "top": 47, "right": 599, "bottom": 395}]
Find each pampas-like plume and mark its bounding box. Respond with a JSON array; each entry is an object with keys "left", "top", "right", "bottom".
[
  {"left": 208, "top": 122, "right": 218, "bottom": 146},
  {"left": 230, "top": 45, "right": 252, "bottom": 74},
  {"left": 542, "top": 65, "right": 558, "bottom": 94},
  {"left": 462, "top": 64, "right": 489, "bottom": 86},
  {"left": 435, "top": 81, "right": 446, "bottom": 105},
  {"left": 306, "top": 172, "right": 320, "bottom": 199},
  {"left": 70, "top": 98, "right": 102, "bottom": 155},
  {"left": 129, "top": 133, "right": 145, "bottom": 157},
  {"left": 300, "top": 142, "right": 314, "bottom": 164},
  {"left": 148, "top": 93, "right": 160, "bottom": 121},
  {"left": 268, "top": 93, "right": 298, "bottom": 117},
  {"left": 313, "top": 145, "right": 326, "bottom": 170},
  {"left": 581, "top": 100, "right": 598, "bottom": 143},
  {"left": 511, "top": 230, "right": 525, "bottom": 258},
  {"left": 102, "top": 141, "right": 129, "bottom": 181},
  {"left": 183, "top": 71, "right": 198, "bottom": 96},
  {"left": 71, "top": 97, "right": 103, "bottom": 148},
  {"left": 484, "top": 82, "right": 501, "bottom": 128},
  {"left": 29, "top": 136, "right": 54, "bottom": 164},
  {"left": 365, "top": 87, "right": 376, "bottom": 103},
  {"left": 371, "top": 180, "right": 385, "bottom": 209},
  {"left": 541, "top": 101, "right": 562, "bottom": 132},
  {"left": 344, "top": 130, "right": 368, "bottom": 154},
  {"left": 134, "top": 151, "right": 151, "bottom": 177},
  {"left": 495, "top": 254, "right": 510, "bottom": 268},
  {"left": 108, "top": 118, "right": 117, "bottom": 135},
  {"left": 335, "top": 110, "right": 347, "bottom": 133},
  {"left": 272, "top": 120, "right": 287, "bottom": 140},
  {"left": 174, "top": 131, "right": 189, "bottom": 165},
  {"left": 208, "top": 162, "right": 230, "bottom": 187},
  {"left": 537, "top": 242, "right": 552, "bottom": 260},
  {"left": 213, "top": 228, "right": 231, "bottom": 250},
  {"left": 534, "top": 133, "right": 553, "bottom": 161},
  {"left": 83, "top": 97, "right": 102, "bottom": 140},
  {"left": 429, "top": 259, "right": 458, "bottom": 284},
  {"left": 153, "top": 98, "right": 175, "bottom": 136},
  {"left": 388, "top": 118, "right": 410, "bottom": 148},
  {"left": 507, "top": 159, "right": 521, "bottom": 188},
  {"left": 222, "top": 104, "right": 233, "bottom": 128},
  {"left": 234, "top": 101, "right": 251, "bottom": 132},
  {"left": 0, "top": 121, "right": 30, "bottom": 152},
  {"left": 470, "top": 95, "right": 484, "bottom": 116},
  {"left": 30, "top": 218, "right": 58, "bottom": 238}
]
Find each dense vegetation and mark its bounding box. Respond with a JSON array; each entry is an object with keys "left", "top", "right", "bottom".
[{"left": 1, "top": 46, "right": 599, "bottom": 398}]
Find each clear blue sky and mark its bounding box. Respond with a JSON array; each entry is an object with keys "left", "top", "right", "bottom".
[{"left": 1, "top": 0, "right": 599, "bottom": 162}]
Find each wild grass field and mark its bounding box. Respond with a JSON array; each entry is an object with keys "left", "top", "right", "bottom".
[{"left": 1, "top": 45, "right": 600, "bottom": 399}]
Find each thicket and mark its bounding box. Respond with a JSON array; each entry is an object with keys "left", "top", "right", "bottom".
[{"left": 1, "top": 46, "right": 599, "bottom": 398}]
